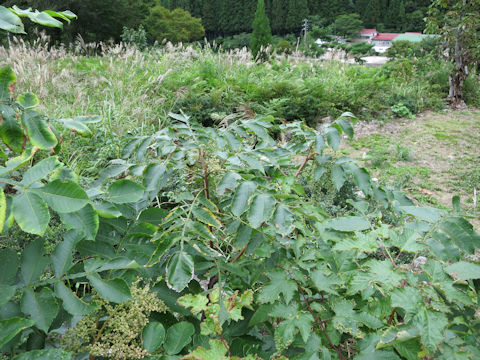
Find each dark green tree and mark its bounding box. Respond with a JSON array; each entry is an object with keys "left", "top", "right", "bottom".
[
  {"left": 363, "top": 0, "right": 381, "bottom": 28},
  {"left": 144, "top": 5, "right": 205, "bottom": 43},
  {"left": 334, "top": 13, "right": 363, "bottom": 38},
  {"left": 286, "top": 0, "right": 309, "bottom": 33},
  {"left": 250, "top": 0, "right": 272, "bottom": 58},
  {"left": 271, "top": 0, "right": 288, "bottom": 33}
]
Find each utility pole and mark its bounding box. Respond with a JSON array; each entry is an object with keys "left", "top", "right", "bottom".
[{"left": 302, "top": 18, "right": 309, "bottom": 46}]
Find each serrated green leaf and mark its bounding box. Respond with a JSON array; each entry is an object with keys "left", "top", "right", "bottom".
[
  {"left": 34, "top": 180, "right": 89, "bottom": 213},
  {"left": 21, "top": 110, "right": 57, "bottom": 150},
  {"left": 107, "top": 179, "right": 144, "bottom": 204},
  {"left": 0, "top": 285, "right": 15, "bottom": 307},
  {"left": 20, "top": 288, "right": 58, "bottom": 332},
  {"left": 445, "top": 261, "right": 480, "bottom": 280},
  {"left": 325, "top": 127, "right": 340, "bottom": 151},
  {"left": 217, "top": 172, "right": 242, "bottom": 196},
  {"left": 17, "top": 92, "right": 38, "bottom": 109},
  {"left": 184, "top": 339, "right": 228, "bottom": 360},
  {"left": 439, "top": 217, "right": 480, "bottom": 254},
  {"left": 413, "top": 309, "right": 448, "bottom": 354},
  {"left": 231, "top": 181, "right": 257, "bottom": 217},
  {"left": 54, "top": 282, "right": 99, "bottom": 316},
  {"left": 166, "top": 251, "right": 194, "bottom": 292},
  {"left": 60, "top": 204, "right": 98, "bottom": 240},
  {"left": 391, "top": 287, "right": 423, "bottom": 322},
  {"left": 178, "top": 293, "right": 209, "bottom": 314},
  {"left": 311, "top": 269, "right": 343, "bottom": 295},
  {"left": 400, "top": 206, "right": 442, "bottom": 223},
  {"left": 274, "top": 204, "right": 294, "bottom": 235},
  {"left": 12, "top": 348, "right": 73, "bottom": 360},
  {"left": 0, "top": 317, "right": 35, "bottom": 348},
  {"left": 20, "top": 238, "right": 48, "bottom": 285},
  {"left": 192, "top": 206, "right": 221, "bottom": 228},
  {"left": 247, "top": 193, "right": 275, "bottom": 229},
  {"left": 327, "top": 216, "right": 370, "bottom": 232},
  {"left": 258, "top": 270, "right": 297, "bottom": 304},
  {"left": 12, "top": 191, "right": 49, "bottom": 235},
  {"left": 86, "top": 275, "right": 132, "bottom": 303}
]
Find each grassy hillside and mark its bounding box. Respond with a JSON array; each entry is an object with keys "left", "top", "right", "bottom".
[{"left": 347, "top": 110, "right": 480, "bottom": 223}]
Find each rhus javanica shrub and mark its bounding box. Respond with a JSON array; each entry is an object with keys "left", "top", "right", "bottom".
[
  {"left": 1, "top": 82, "right": 480, "bottom": 359},
  {"left": 1, "top": 8, "right": 480, "bottom": 359}
]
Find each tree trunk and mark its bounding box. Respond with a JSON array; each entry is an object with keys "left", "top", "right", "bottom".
[{"left": 448, "top": 22, "right": 468, "bottom": 108}]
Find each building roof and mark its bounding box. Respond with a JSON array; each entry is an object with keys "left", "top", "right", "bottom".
[
  {"left": 360, "top": 29, "right": 377, "bottom": 34},
  {"left": 373, "top": 33, "right": 400, "bottom": 41},
  {"left": 393, "top": 34, "right": 440, "bottom": 43}
]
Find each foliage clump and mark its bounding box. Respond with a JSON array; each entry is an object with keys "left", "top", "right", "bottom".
[
  {"left": 63, "top": 281, "right": 167, "bottom": 359},
  {"left": 250, "top": 0, "right": 272, "bottom": 60}
]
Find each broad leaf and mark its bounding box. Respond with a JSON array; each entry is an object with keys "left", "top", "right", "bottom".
[
  {"left": 107, "top": 179, "right": 144, "bottom": 204},
  {"left": 142, "top": 322, "right": 165, "bottom": 353},
  {"left": 0, "top": 248, "right": 18, "bottom": 285},
  {"left": 0, "top": 103, "right": 24, "bottom": 152},
  {"left": 12, "top": 191, "right": 49, "bottom": 235},
  {"left": 20, "top": 238, "right": 49, "bottom": 285},
  {"left": 51, "top": 230, "right": 82, "bottom": 277},
  {"left": 216, "top": 172, "right": 242, "bottom": 195},
  {"left": 21, "top": 110, "right": 57, "bottom": 150},
  {"left": 231, "top": 181, "right": 257, "bottom": 217},
  {"left": 413, "top": 309, "right": 448, "bottom": 354},
  {"left": 0, "top": 317, "right": 34, "bottom": 348},
  {"left": 164, "top": 321, "right": 195, "bottom": 355},
  {"left": 326, "top": 216, "right": 371, "bottom": 232},
  {"left": 184, "top": 339, "right": 228, "bottom": 360},
  {"left": 0, "top": 188, "right": 5, "bottom": 233},
  {"left": 258, "top": 270, "right": 297, "bottom": 304},
  {"left": 445, "top": 261, "right": 480, "bottom": 280},
  {"left": 20, "top": 288, "right": 59, "bottom": 332},
  {"left": 17, "top": 92, "right": 38, "bottom": 109},
  {"left": 86, "top": 275, "right": 132, "bottom": 303},
  {"left": 0, "top": 7, "right": 24, "bottom": 34},
  {"left": 35, "top": 180, "right": 89, "bottom": 213},
  {"left": 54, "top": 282, "right": 99, "bottom": 316},
  {"left": 166, "top": 251, "right": 194, "bottom": 292},
  {"left": 21, "top": 156, "right": 62, "bottom": 186},
  {"left": 247, "top": 193, "right": 275, "bottom": 229},
  {"left": 12, "top": 348, "right": 73, "bottom": 359},
  {"left": 60, "top": 204, "right": 99, "bottom": 240},
  {"left": 325, "top": 127, "right": 341, "bottom": 151},
  {"left": 274, "top": 204, "right": 294, "bottom": 235},
  {"left": 0, "top": 285, "right": 15, "bottom": 307}
]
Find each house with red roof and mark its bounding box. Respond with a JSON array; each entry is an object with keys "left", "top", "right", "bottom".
[
  {"left": 357, "top": 29, "right": 378, "bottom": 43},
  {"left": 372, "top": 33, "right": 400, "bottom": 53}
]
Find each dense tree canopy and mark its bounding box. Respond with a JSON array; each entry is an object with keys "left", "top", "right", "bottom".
[
  {"left": 334, "top": 13, "right": 364, "bottom": 38},
  {"left": 144, "top": 4, "right": 205, "bottom": 43},
  {"left": 0, "top": 0, "right": 433, "bottom": 43},
  {"left": 250, "top": 0, "right": 272, "bottom": 59}
]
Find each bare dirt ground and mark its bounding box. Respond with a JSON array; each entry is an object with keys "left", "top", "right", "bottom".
[{"left": 347, "top": 109, "right": 480, "bottom": 227}]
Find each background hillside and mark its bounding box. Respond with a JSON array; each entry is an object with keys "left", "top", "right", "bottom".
[{"left": 0, "top": 0, "right": 431, "bottom": 42}]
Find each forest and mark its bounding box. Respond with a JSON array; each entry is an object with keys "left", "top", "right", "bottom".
[
  {"left": 0, "top": 0, "right": 431, "bottom": 42},
  {"left": 0, "top": 1, "right": 480, "bottom": 360}
]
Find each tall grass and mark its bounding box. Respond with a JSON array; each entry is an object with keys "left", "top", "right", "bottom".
[{"left": 1, "top": 35, "right": 477, "bottom": 178}]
